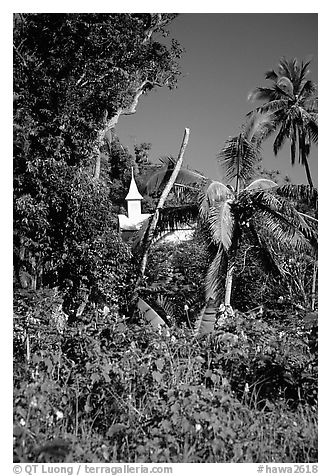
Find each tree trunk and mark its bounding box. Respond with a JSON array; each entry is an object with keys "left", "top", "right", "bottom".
[
  {"left": 303, "top": 156, "right": 314, "bottom": 187},
  {"left": 93, "top": 79, "right": 159, "bottom": 180},
  {"left": 138, "top": 128, "right": 190, "bottom": 280},
  {"left": 93, "top": 126, "right": 108, "bottom": 180},
  {"left": 311, "top": 260, "right": 317, "bottom": 311},
  {"left": 224, "top": 259, "right": 235, "bottom": 306}
]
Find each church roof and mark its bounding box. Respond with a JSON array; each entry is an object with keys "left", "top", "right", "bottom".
[{"left": 125, "top": 168, "right": 144, "bottom": 200}]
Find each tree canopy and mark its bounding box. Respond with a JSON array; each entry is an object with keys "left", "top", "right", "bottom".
[{"left": 13, "top": 13, "right": 183, "bottom": 311}]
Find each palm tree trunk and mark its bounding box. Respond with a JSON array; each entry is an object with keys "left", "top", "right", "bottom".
[
  {"left": 138, "top": 128, "right": 190, "bottom": 279},
  {"left": 311, "top": 260, "right": 317, "bottom": 311},
  {"left": 303, "top": 156, "right": 314, "bottom": 187},
  {"left": 224, "top": 259, "right": 235, "bottom": 306}
]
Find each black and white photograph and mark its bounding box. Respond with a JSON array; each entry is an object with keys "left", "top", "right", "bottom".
[{"left": 10, "top": 5, "right": 321, "bottom": 473}]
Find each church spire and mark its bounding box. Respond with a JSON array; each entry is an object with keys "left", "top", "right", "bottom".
[
  {"left": 125, "top": 168, "right": 143, "bottom": 220},
  {"left": 125, "top": 167, "right": 143, "bottom": 201},
  {"left": 118, "top": 167, "right": 151, "bottom": 240}
]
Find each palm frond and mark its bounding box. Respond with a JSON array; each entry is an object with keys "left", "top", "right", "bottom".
[
  {"left": 277, "top": 76, "right": 294, "bottom": 98},
  {"left": 155, "top": 294, "right": 178, "bottom": 323},
  {"left": 290, "top": 124, "right": 297, "bottom": 165},
  {"left": 252, "top": 99, "right": 289, "bottom": 116},
  {"left": 244, "top": 178, "right": 277, "bottom": 191},
  {"left": 305, "top": 97, "right": 318, "bottom": 114},
  {"left": 244, "top": 112, "right": 277, "bottom": 146},
  {"left": 296, "top": 60, "right": 312, "bottom": 91},
  {"left": 218, "top": 134, "right": 260, "bottom": 185},
  {"left": 172, "top": 182, "right": 201, "bottom": 203},
  {"left": 276, "top": 184, "right": 318, "bottom": 209},
  {"left": 204, "top": 246, "right": 225, "bottom": 302},
  {"left": 248, "top": 219, "right": 284, "bottom": 276},
  {"left": 251, "top": 191, "right": 317, "bottom": 250},
  {"left": 194, "top": 297, "right": 217, "bottom": 337},
  {"left": 265, "top": 69, "right": 279, "bottom": 81},
  {"left": 131, "top": 215, "right": 153, "bottom": 251},
  {"left": 244, "top": 111, "right": 270, "bottom": 140},
  {"left": 143, "top": 158, "right": 206, "bottom": 195},
  {"left": 274, "top": 83, "right": 295, "bottom": 100},
  {"left": 157, "top": 204, "right": 198, "bottom": 231},
  {"left": 278, "top": 57, "right": 298, "bottom": 82},
  {"left": 141, "top": 157, "right": 173, "bottom": 195},
  {"left": 307, "top": 118, "right": 318, "bottom": 143},
  {"left": 199, "top": 181, "right": 234, "bottom": 219},
  {"left": 273, "top": 120, "right": 290, "bottom": 156},
  {"left": 299, "top": 80, "right": 317, "bottom": 99},
  {"left": 258, "top": 210, "right": 311, "bottom": 252},
  {"left": 248, "top": 87, "right": 276, "bottom": 102},
  {"left": 137, "top": 297, "right": 168, "bottom": 329},
  {"left": 208, "top": 201, "right": 234, "bottom": 250}
]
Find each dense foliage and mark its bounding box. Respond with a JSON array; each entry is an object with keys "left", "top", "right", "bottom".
[
  {"left": 14, "top": 13, "right": 182, "bottom": 306},
  {"left": 14, "top": 290, "right": 317, "bottom": 463}
]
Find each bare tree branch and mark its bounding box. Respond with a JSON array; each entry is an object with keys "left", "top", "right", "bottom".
[{"left": 13, "top": 44, "right": 28, "bottom": 68}]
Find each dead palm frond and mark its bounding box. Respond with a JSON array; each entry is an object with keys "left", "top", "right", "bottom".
[
  {"left": 193, "top": 297, "right": 217, "bottom": 337},
  {"left": 137, "top": 297, "right": 167, "bottom": 329}
]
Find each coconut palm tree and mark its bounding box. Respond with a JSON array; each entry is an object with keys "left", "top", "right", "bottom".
[
  {"left": 138, "top": 114, "right": 317, "bottom": 334},
  {"left": 248, "top": 57, "right": 318, "bottom": 187},
  {"left": 201, "top": 115, "right": 317, "bottom": 310}
]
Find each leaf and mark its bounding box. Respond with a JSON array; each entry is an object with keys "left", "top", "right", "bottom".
[
  {"left": 91, "top": 372, "right": 100, "bottom": 384},
  {"left": 137, "top": 297, "right": 168, "bottom": 329},
  {"left": 107, "top": 423, "right": 128, "bottom": 437},
  {"left": 155, "top": 358, "right": 165, "bottom": 371},
  {"left": 35, "top": 439, "right": 71, "bottom": 458},
  {"left": 194, "top": 297, "right": 217, "bottom": 337},
  {"left": 244, "top": 178, "right": 277, "bottom": 191},
  {"left": 143, "top": 157, "right": 206, "bottom": 195},
  {"left": 218, "top": 134, "right": 260, "bottom": 185},
  {"left": 152, "top": 370, "right": 163, "bottom": 383},
  {"left": 205, "top": 247, "right": 225, "bottom": 302},
  {"left": 208, "top": 200, "right": 234, "bottom": 250},
  {"left": 276, "top": 184, "right": 318, "bottom": 209},
  {"left": 199, "top": 181, "right": 234, "bottom": 219}
]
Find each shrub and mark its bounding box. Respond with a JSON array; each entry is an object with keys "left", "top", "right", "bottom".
[{"left": 13, "top": 302, "right": 317, "bottom": 463}]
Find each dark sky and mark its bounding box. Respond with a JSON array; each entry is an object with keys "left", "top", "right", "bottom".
[{"left": 117, "top": 13, "right": 318, "bottom": 185}]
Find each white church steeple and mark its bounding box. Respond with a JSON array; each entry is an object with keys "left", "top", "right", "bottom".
[
  {"left": 125, "top": 167, "right": 144, "bottom": 219},
  {"left": 118, "top": 168, "right": 151, "bottom": 239}
]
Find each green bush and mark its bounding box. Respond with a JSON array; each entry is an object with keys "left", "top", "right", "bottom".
[{"left": 13, "top": 299, "right": 317, "bottom": 463}]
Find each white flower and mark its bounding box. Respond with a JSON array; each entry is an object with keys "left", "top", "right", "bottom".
[
  {"left": 244, "top": 383, "right": 250, "bottom": 394},
  {"left": 195, "top": 423, "right": 202, "bottom": 431},
  {"left": 19, "top": 418, "right": 26, "bottom": 426},
  {"left": 184, "top": 304, "right": 189, "bottom": 311},
  {"left": 30, "top": 396, "right": 38, "bottom": 408},
  {"left": 103, "top": 305, "right": 110, "bottom": 316},
  {"left": 55, "top": 410, "right": 64, "bottom": 420}
]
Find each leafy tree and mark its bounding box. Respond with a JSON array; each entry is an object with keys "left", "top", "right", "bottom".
[
  {"left": 248, "top": 57, "right": 318, "bottom": 186},
  {"left": 14, "top": 13, "right": 183, "bottom": 179},
  {"left": 13, "top": 13, "right": 183, "bottom": 310},
  {"left": 14, "top": 157, "right": 134, "bottom": 316}
]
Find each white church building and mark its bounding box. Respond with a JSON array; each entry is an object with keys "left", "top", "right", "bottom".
[{"left": 118, "top": 168, "right": 194, "bottom": 243}]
